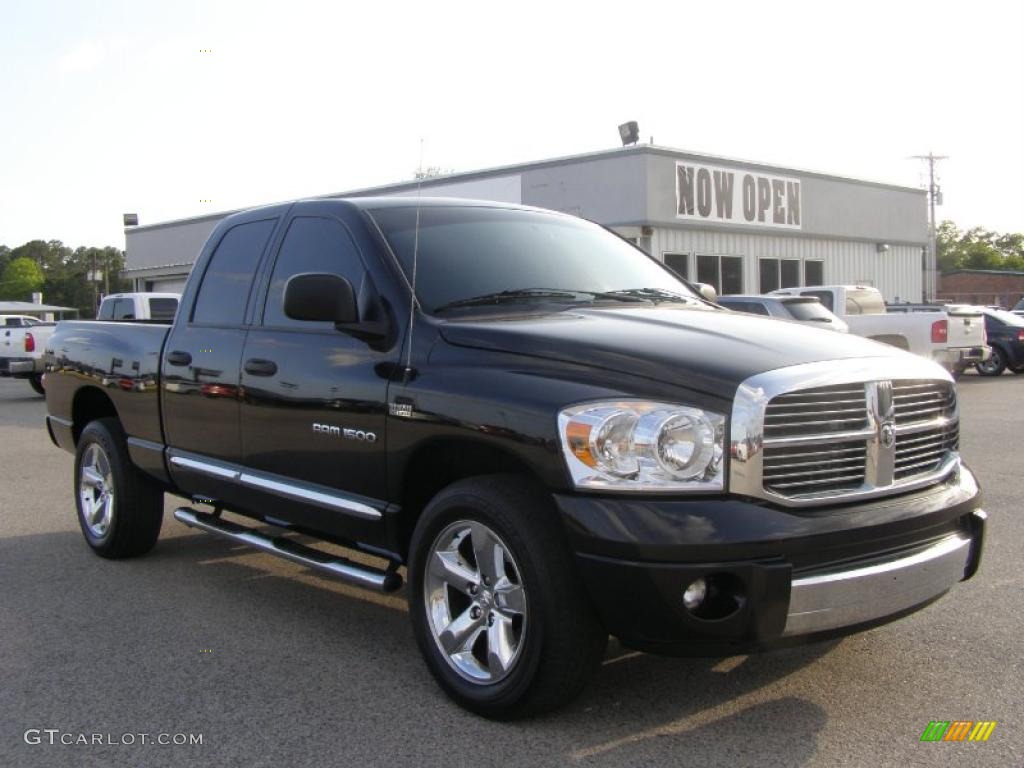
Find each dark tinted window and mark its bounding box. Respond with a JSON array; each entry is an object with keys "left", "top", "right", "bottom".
[
  {"left": 371, "top": 206, "right": 698, "bottom": 313},
  {"left": 696, "top": 255, "right": 719, "bottom": 290},
  {"left": 4, "top": 317, "right": 22, "bottom": 326},
  {"left": 97, "top": 300, "right": 114, "bottom": 320},
  {"left": 193, "top": 219, "right": 276, "bottom": 325},
  {"left": 804, "top": 260, "right": 824, "bottom": 286},
  {"left": 663, "top": 253, "right": 689, "bottom": 280},
  {"left": 759, "top": 259, "right": 780, "bottom": 293},
  {"left": 263, "top": 217, "right": 365, "bottom": 328},
  {"left": 721, "top": 257, "right": 743, "bottom": 295},
  {"left": 148, "top": 298, "right": 178, "bottom": 322},
  {"left": 781, "top": 259, "right": 800, "bottom": 288}
]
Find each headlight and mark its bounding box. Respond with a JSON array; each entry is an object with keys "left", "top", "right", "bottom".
[{"left": 558, "top": 401, "right": 725, "bottom": 492}]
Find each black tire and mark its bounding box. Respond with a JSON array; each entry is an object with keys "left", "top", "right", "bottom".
[
  {"left": 408, "top": 474, "right": 607, "bottom": 719},
  {"left": 976, "top": 346, "right": 1006, "bottom": 376},
  {"left": 74, "top": 418, "right": 163, "bottom": 558},
  {"left": 28, "top": 374, "right": 45, "bottom": 395}
]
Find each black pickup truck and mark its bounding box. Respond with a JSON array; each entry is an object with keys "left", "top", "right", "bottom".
[{"left": 44, "top": 198, "right": 985, "bottom": 718}]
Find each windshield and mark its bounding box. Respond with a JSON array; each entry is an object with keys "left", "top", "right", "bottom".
[
  {"left": 369, "top": 206, "right": 699, "bottom": 313},
  {"left": 784, "top": 299, "right": 835, "bottom": 321}
]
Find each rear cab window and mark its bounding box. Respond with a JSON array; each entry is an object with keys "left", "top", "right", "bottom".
[
  {"left": 148, "top": 298, "right": 179, "bottom": 322},
  {"left": 192, "top": 219, "right": 277, "bottom": 325}
]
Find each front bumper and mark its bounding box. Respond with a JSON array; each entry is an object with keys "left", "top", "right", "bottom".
[{"left": 556, "top": 466, "right": 984, "bottom": 654}]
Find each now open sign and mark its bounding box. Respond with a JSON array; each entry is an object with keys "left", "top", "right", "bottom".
[{"left": 676, "top": 162, "right": 802, "bottom": 229}]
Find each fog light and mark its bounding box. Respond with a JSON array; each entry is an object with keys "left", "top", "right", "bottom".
[{"left": 683, "top": 577, "right": 707, "bottom": 610}]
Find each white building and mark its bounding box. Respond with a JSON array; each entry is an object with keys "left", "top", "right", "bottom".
[{"left": 124, "top": 145, "right": 929, "bottom": 302}]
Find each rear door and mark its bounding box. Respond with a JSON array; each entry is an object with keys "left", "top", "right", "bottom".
[
  {"left": 162, "top": 215, "right": 279, "bottom": 503},
  {"left": 239, "top": 205, "right": 392, "bottom": 542}
]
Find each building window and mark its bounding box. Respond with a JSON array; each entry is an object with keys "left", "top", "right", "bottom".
[
  {"left": 697, "top": 255, "right": 743, "bottom": 295},
  {"left": 758, "top": 258, "right": 802, "bottom": 292},
  {"left": 663, "top": 252, "right": 689, "bottom": 280},
  {"left": 804, "top": 260, "right": 824, "bottom": 286}
]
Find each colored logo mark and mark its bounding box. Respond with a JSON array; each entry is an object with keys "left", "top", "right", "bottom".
[{"left": 920, "top": 721, "right": 996, "bottom": 742}]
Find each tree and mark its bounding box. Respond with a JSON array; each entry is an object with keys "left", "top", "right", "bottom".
[
  {"left": 937, "top": 221, "right": 1024, "bottom": 273},
  {"left": 0, "top": 257, "right": 45, "bottom": 299}
]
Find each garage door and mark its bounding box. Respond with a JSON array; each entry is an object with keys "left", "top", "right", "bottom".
[{"left": 145, "top": 278, "right": 188, "bottom": 293}]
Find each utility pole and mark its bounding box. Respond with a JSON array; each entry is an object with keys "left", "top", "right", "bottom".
[{"left": 911, "top": 152, "right": 948, "bottom": 301}]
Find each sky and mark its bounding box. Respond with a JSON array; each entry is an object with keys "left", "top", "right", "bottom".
[{"left": 1, "top": 0, "right": 1021, "bottom": 250}]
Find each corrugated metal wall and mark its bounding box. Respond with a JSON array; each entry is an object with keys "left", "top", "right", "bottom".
[{"left": 650, "top": 227, "right": 923, "bottom": 302}]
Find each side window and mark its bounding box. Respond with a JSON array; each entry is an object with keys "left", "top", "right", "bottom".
[
  {"left": 193, "top": 219, "right": 276, "bottom": 326},
  {"left": 148, "top": 298, "right": 179, "bottom": 322},
  {"left": 262, "top": 217, "right": 365, "bottom": 328},
  {"left": 747, "top": 302, "right": 771, "bottom": 316},
  {"left": 24, "top": 317, "right": 39, "bottom": 326},
  {"left": 97, "top": 300, "right": 114, "bottom": 320}
]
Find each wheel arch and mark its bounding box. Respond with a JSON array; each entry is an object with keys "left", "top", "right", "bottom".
[
  {"left": 394, "top": 437, "right": 551, "bottom": 559},
  {"left": 71, "top": 387, "right": 121, "bottom": 445}
]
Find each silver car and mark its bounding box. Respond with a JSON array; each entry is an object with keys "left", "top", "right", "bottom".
[{"left": 717, "top": 294, "right": 850, "bottom": 332}]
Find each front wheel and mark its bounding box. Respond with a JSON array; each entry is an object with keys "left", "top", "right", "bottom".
[
  {"left": 408, "top": 475, "right": 607, "bottom": 719},
  {"left": 976, "top": 347, "right": 1006, "bottom": 376},
  {"left": 75, "top": 418, "right": 164, "bottom": 558}
]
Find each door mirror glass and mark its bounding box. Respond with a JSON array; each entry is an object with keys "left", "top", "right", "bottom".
[{"left": 283, "top": 273, "right": 358, "bottom": 324}]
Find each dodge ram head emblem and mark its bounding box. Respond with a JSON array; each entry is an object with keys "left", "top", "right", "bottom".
[{"left": 880, "top": 422, "right": 896, "bottom": 448}]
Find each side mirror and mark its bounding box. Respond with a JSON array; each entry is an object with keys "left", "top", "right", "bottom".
[
  {"left": 283, "top": 273, "right": 358, "bottom": 324},
  {"left": 695, "top": 282, "right": 718, "bottom": 303}
]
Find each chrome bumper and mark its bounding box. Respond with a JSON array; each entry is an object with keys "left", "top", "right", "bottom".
[{"left": 783, "top": 512, "right": 984, "bottom": 637}]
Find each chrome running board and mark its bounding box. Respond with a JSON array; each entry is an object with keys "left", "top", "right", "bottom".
[{"left": 173, "top": 507, "right": 402, "bottom": 593}]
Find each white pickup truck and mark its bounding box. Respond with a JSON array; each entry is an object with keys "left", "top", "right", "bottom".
[
  {"left": 97, "top": 292, "right": 180, "bottom": 322},
  {"left": 0, "top": 316, "right": 57, "bottom": 394},
  {"left": 770, "top": 285, "right": 988, "bottom": 374}
]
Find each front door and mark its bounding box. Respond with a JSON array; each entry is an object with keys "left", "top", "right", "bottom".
[{"left": 239, "top": 210, "right": 392, "bottom": 544}]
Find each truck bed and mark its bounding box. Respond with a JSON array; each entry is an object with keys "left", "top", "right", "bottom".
[{"left": 44, "top": 320, "right": 171, "bottom": 448}]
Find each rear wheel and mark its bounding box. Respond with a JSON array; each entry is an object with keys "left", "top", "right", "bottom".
[
  {"left": 976, "top": 347, "right": 1006, "bottom": 376},
  {"left": 28, "top": 374, "right": 44, "bottom": 395},
  {"left": 408, "top": 475, "right": 607, "bottom": 719},
  {"left": 75, "top": 418, "right": 164, "bottom": 558}
]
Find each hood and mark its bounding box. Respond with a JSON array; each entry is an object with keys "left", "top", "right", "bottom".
[{"left": 439, "top": 305, "right": 910, "bottom": 396}]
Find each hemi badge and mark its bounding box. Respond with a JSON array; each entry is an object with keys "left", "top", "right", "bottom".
[{"left": 389, "top": 402, "right": 414, "bottom": 418}]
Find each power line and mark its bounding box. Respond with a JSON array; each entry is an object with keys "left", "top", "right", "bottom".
[{"left": 911, "top": 152, "right": 948, "bottom": 301}]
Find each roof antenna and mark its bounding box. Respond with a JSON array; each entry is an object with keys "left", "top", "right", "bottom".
[{"left": 403, "top": 138, "right": 425, "bottom": 381}]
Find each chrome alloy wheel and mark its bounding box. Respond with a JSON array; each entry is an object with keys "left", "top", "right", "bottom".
[
  {"left": 79, "top": 443, "right": 115, "bottom": 538},
  {"left": 424, "top": 521, "right": 528, "bottom": 684}
]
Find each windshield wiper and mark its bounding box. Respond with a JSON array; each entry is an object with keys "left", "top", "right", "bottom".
[
  {"left": 434, "top": 288, "right": 586, "bottom": 313},
  {"left": 588, "top": 287, "right": 697, "bottom": 304}
]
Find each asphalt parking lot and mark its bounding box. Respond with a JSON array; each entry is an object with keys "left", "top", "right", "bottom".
[{"left": 0, "top": 373, "right": 1021, "bottom": 768}]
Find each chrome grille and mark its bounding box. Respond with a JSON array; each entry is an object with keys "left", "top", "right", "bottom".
[
  {"left": 763, "top": 440, "right": 867, "bottom": 495},
  {"left": 731, "top": 358, "right": 962, "bottom": 507},
  {"left": 895, "top": 423, "right": 959, "bottom": 480},
  {"left": 892, "top": 380, "right": 955, "bottom": 424},
  {"left": 763, "top": 384, "right": 868, "bottom": 439}
]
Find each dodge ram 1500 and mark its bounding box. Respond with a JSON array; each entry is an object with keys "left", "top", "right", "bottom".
[{"left": 44, "top": 198, "right": 985, "bottom": 718}]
